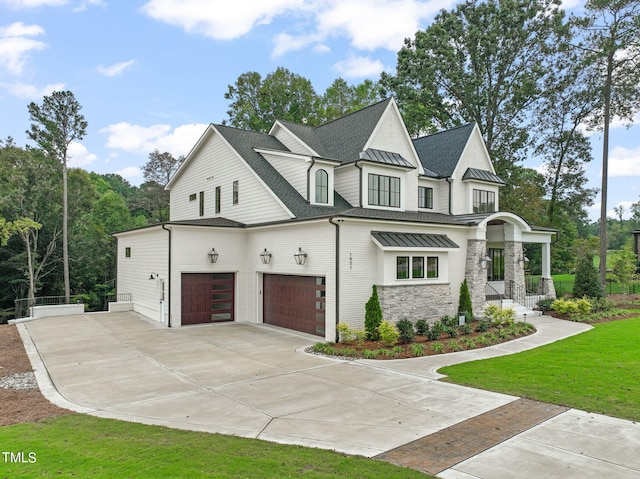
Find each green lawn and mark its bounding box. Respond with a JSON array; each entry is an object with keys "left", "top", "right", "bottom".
[
  {"left": 0, "top": 415, "right": 430, "bottom": 478},
  {"left": 440, "top": 317, "right": 640, "bottom": 422}
]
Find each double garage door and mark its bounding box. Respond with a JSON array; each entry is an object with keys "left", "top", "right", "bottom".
[
  {"left": 263, "top": 274, "right": 326, "bottom": 337},
  {"left": 180, "top": 272, "right": 326, "bottom": 336}
]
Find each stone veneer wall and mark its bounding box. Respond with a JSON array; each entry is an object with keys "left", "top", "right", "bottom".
[
  {"left": 504, "top": 241, "right": 526, "bottom": 298},
  {"left": 465, "top": 239, "right": 487, "bottom": 315},
  {"left": 377, "top": 283, "right": 454, "bottom": 323}
]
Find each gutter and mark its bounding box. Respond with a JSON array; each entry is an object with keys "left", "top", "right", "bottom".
[
  {"left": 162, "top": 224, "right": 172, "bottom": 327},
  {"left": 306, "top": 158, "right": 316, "bottom": 203},
  {"left": 354, "top": 160, "right": 363, "bottom": 207},
  {"left": 329, "top": 217, "right": 341, "bottom": 342},
  {"left": 446, "top": 177, "right": 453, "bottom": 215}
]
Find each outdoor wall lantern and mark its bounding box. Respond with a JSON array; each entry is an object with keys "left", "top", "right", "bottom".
[
  {"left": 260, "top": 248, "right": 272, "bottom": 264},
  {"left": 518, "top": 254, "right": 530, "bottom": 269},
  {"left": 208, "top": 248, "right": 219, "bottom": 264},
  {"left": 479, "top": 248, "right": 492, "bottom": 269},
  {"left": 294, "top": 247, "right": 307, "bottom": 265}
]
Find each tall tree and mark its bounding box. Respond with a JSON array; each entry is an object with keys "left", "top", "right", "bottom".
[
  {"left": 319, "top": 78, "right": 383, "bottom": 122},
  {"left": 143, "top": 150, "right": 183, "bottom": 186},
  {"left": 380, "top": 0, "right": 569, "bottom": 181},
  {"left": 27, "top": 91, "right": 88, "bottom": 303},
  {"left": 575, "top": 0, "right": 640, "bottom": 286},
  {"left": 535, "top": 48, "right": 598, "bottom": 226},
  {"left": 224, "top": 67, "right": 319, "bottom": 132}
]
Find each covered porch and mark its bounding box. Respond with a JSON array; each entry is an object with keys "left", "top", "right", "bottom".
[{"left": 465, "top": 213, "right": 556, "bottom": 315}]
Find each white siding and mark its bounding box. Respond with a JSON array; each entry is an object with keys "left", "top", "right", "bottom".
[
  {"left": 335, "top": 165, "right": 360, "bottom": 207},
  {"left": 169, "top": 131, "right": 291, "bottom": 224},
  {"left": 271, "top": 124, "right": 316, "bottom": 155},
  {"left": 337, "top": 220, "right": 472, "bottom": 330},
  {"left": 361, "top": 163, "right": 411, "bottom": 211},
  {"left": 366, "top": 105, "right": 421, "bottom": 169},
  {"left": 245, "top": 220, "right": 337, "bottom": 341},
  {"left": 260, "top": 151, "right": 308, "bottom": 199},
  {"left": 115, "top": 227, "right": 169, "bottom": 323},
  {"left": 418, "top": 178, "right": 449, "bottom": 214},
  {"left": 169, "top": 226, "right": 248, "bottom": 327}
]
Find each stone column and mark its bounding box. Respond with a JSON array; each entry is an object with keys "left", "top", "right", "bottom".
[
  {"left": 504, "top": 241, "right": 526, "bottom": 300},
  {"left": 465, "top": 239, "right": 488, "bottom": 316}
]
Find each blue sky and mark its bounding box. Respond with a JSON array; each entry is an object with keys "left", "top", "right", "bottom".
[{"left": 1, "top": 0, "right": 639, "bottom": 222}]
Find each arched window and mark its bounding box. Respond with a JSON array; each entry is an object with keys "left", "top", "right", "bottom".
[{"left": 315, "top": 169, "right": 328, "bottom": 203}]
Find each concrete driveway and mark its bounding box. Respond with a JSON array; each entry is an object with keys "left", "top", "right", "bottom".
[{"left": 19, "top": 312, "right": 640, "bottom": 478}]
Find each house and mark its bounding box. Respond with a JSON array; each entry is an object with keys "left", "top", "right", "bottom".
[{"left": 113, "top": 98, "right": 556, "bottom": 341}]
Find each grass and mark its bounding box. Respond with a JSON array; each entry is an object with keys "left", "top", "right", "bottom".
[
  {"left": 0, "top": 415, "right": 430, "bottom": 478},
  {"left": 440, "top": 317, "right": 640, "bottom": 422}
]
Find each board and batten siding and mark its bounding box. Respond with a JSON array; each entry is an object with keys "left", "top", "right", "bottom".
[
  {"left": 169, "top": 226, "right": 248, "bottom": 327},
  {"left": 169, "top": 131, "right": 291, "bottom": 224},
  {"left": 245, "top": 220, "right": 337, "bottom": 341},
  {"left": 115, "top": 227, "right": 169, "bottom": 323}
]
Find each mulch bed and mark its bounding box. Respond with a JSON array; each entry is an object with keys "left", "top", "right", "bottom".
[{"left": 0, "top": 324, "right": 74, "bottom": 427}]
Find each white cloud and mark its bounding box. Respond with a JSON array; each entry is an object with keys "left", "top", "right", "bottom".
[
  {"left": 67, "top": 141, "right": 97, "bottom": 168},
  {"left": 609, "top": 146, "right": 640, "bottom": 177},
  {"left": 0, "top": 0, "right": 68, "bottom": 7},
  {"left": 141, "top": 0, "right": 306, "bottom": 40},
  {"left": 607, "top": 201, "right": 635, "bottom": 220},
  {"left": 334, "top": 55, "right": 385, "bottom": 78},
  {"left": 97, "top": 60, "right": 136, "bottom": 77},
  {"left": 141, "top": 0, "right": 455, "bottom": 56},
  {"left": 3, "top": 81, "right": 66, "bottom": 98},
  {"left": 0, "top": 22, "right": 46, "bottom": 76},
  {"left": 101, "top": 122, "right": 207, "bottom": 158},
  {"left": 115, "top": 166, "right": 143, "bottom": 183}
]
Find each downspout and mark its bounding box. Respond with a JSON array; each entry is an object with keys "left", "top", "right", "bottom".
[
  {"left": 446, "top": 177, "right": 453, "bottom": 215},
  {"left": 329, "top": 217, "right": 341, "bottom": 343},
  {"left": 306, "top": 158, "right": 316, "bottom": 203},
  {"left": 354, "top": 161, "right": 363, "bottom": 207},
  {"left": 162, "top": 224, "right": 172, "bottom": 328}
]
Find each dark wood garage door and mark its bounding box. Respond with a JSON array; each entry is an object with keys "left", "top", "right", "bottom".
[
  {"left": 263, "top": 274, "right": 325, "bottom": 337},
  {"left": 181, "top": 273, "right": 234, "bottom": 325}
]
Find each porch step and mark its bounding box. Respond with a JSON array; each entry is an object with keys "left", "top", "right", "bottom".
[{"left": 484, "top": 299, "right": 538, "bottom": 319}]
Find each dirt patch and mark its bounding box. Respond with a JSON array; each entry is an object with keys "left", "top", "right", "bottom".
[{"left": 0, "top": 324, "right": 74, "bottom": 426}]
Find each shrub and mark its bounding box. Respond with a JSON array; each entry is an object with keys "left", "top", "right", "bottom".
[
  {"left": 462, "top": 337, "right": 476, "bottom": 349},
  {"left": 476, "top": 320, "right": 489, "bottom": 332},
  {"left": 427, "top": 321, "right": 444, "bottom": 340},
  {"left": 447, "top": 339, "right": 461, "bottom": 352},
  {"left": 415, "top": 319, "right": 429, "bottom": 336},
  {"left": 537, "top": 297, "right": 554, "bottom": 313},
  {"left": 364, "top": 285, "right": 383, "bottom": 340},
  {"left": 460, "top": 323, "right": 472, "bottom": 335},
  {"left": 591, "top": 296, "right": 616, "bottom": 313},
  {"left": 458, "top": 279, "right": 474, "bottom": 320},
  {"left": 573, "top": 254, "right": 604, "bottom": 299},
  {"left": 484, "top": 305, "right": 515, "bottom": 326},
  {"left": 575, "top": 297, "right": 592, "bottom": 316},
  {"left": 311, "top": 343, "right": 336, "bottom": 355},
  {"left": 432, "top": 342, "right": 444, "bottom": 354},
  {"left": 378, "top": 320, "right": 399, "bottom": 347},
  {"left": 552, "top": 297, "right": 592, "bottom": 318},
  {"left": 410, "top": 343, "right": 425, "bottom": 356},
  {"left": 362, "top": 349, "right": 379, "bottom": 359},
  {"left": 396, "top": 319, "right": 416, "bottom": 344},
  {"left": 483, "top": 304, "right": 500, "bottom": 322},
  {"left": 445, "top": 326, "right": 459, "bottom": 338},
  {"left": 337, "top": 323, "right": 364, "bottom": 345}
]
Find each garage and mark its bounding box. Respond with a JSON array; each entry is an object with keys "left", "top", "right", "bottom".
[
  {"left": 263, "top": 274, "right": 325, "bottom": 336},
  {"left": 181, "top": 273, "right": 234, "bottom": 325}
]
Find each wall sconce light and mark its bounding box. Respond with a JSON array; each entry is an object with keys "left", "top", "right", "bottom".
[
  {"left": 260, "top": 248, "right": 272, "bottom": 264},
  {"left": 518, "top": 254, "right": 530, "bottom": 269},
  {"left": 148, "top": 273, "right": 158, "bottom": 280},
  {"left": 294, "top": 247, "right": 307, "bottom": 265},
  {"left": 479, "top": 248, "right": 492, "bottom": 269},
  {"left": 208, "top": 248, "right": 219, "bottom": 264}
]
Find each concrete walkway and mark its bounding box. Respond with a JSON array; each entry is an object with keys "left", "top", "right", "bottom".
[{"left": 18, "top": 312, "right": 640, "bottom": 478}]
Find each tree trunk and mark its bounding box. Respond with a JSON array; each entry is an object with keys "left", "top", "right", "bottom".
[
  {"left": 63, "top": 161, "right": 70, "bottom": 303},
  {"left": 599, "top": 52, "right": 614, "bottom": 288}
]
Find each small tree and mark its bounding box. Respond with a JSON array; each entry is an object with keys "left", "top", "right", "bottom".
[
  {"left": 458, "top": 279, "right": 473, "bottom": 320},
  {"left": 610, "top": 247, "right": 638, "bottom": 294},
  {"left": 573, "top": 254, "right": 604, "bottom": 299},
  {"left": 364, "top": 285, "right": 383, "bottom": 340}
]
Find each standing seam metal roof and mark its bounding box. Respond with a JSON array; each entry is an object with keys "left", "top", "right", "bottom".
[{"left": 371, "top": 231, "right": 459, "bottom": 248}]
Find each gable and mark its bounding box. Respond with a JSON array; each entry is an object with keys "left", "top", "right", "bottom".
[
  {"left": 413, "top": 123, "right": 475, "bottom": 178},
  {"left": 452, "top": 124, "right": 498, "bottom": 180}
]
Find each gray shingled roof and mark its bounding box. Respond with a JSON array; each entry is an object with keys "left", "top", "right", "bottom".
[
  {"left": 280, "top": 99, "right": 393, "bottom": 163},
  {"left": 359, "top": 148, "right": 415, "bottom": 169},
  {"left": 462, "top": 167, "right": 505, "bottom": 185},
  {"left": 412, "top": 123, "right": 475, "bottom": 177},
  {"left": 372, "top": 231, "right": 459, "bottom": 249},
  {"left": 215, "top": 124, "right": 352, "bottom": 219}
]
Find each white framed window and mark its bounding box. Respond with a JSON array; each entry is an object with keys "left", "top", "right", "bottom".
[{"left": 315, "top": 169, "right": 328, "bottom": 203}]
